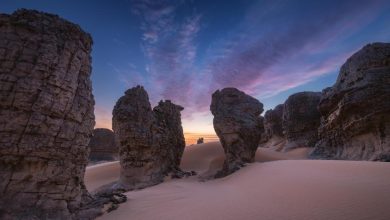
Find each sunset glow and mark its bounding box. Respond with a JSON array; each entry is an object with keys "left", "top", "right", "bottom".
[{"left": 3, "top": 0, "right": 389, "bottom": 142}]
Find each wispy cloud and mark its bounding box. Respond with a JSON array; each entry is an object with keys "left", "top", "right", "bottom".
[
  {"left": 127, "top": 0, "right": 201, "bottom": 108},
  {"left": 204, "top": 0, "right": 384, "bottom": 93},
  {"left": 116, "top": 0, "right": 389, "bottom": 122},
  {"left": 188, "top": 0, "right": 387, "bottom": 113}
]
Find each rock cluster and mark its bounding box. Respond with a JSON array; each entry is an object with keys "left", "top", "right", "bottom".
[
  {"left": 282, "top": 92, "right": 322, "bottom": 150},
  {"left": 0, "top": 9, "right": 95, "bottom": 219},
  {"left": 112, "top": 86, "right": 191, "bottom": 190},
  {"left": 311, "top": 43, "right": 390, "bottom": 161},
  {"left": 89, "top": 128, "right": 119, "bottom": 162},
  {"left": 210, "top": 88, "right": 264, "bottom": 177}
]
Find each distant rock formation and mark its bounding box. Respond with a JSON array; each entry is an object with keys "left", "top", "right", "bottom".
[
  {"left": 89, "top": 128, "right": 119, "bottom": 162},
  {"left": 0, "top": 9, "right": 126, "bottom": 219},
  {"left": 311, "top": 43, "right": 390, "bottom": 161},
  {"left": 197, "top": 137, "right": 204, "bottom": 144},
  {"left": 264, "top": 104, "right": 284, "bottom": 139},
  {"left": 260, "top": 104, "right": 286, "bottom": 150},
  {"left": 282, "top": 92, "right": 321, "bottom": 151},
  {"left": 210, "top": 88, "right": 264, "bottom": 177},
  {"left": 112, "top": 86, "right": 192, "bottom": 190}
]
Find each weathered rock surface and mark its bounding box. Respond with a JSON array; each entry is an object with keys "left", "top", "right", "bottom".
[
  {"left": 89, "top": 128, "right": 119, "bottom": 162},
  {"left": 210, "top": 88, "right": 264, "bottom": 177},
  {"left": 282, "top": 92, "right": 322, "bottom": 150},
  {"left": 0, "top": 9, "right": 94, "bottom": 218},
  {"left": 259, "top": 104, "right": 286, "bottom": 150},
  {"left": 112, "top": 86, "right": 192, "bottom": 190},
  {"left": 311, "top": 43, "right": 390, "bottom": 161},
  {"left": 0, "top": 9, "right": 125, "bottom": 220}
]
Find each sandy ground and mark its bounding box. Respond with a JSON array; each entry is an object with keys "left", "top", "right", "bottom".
[
  {"left": 85, "top": 142, "right": 390, "bottom": 220},
  {"left": 85, "top": 161, "right": 120, "bottom": 192}
]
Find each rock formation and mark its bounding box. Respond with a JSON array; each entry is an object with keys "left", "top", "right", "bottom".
[
  {"left": 264, "top": 104, "right": 284, "bottom": 139},
  {"left": 89, "top": 128, "right": 119, "bottom": 162},
  {"left": 197, "top": 137, "right": 204, "bottom": 144},
  {"left": 311, "top": 43, "right": 390, "bottom": 161},
  {"left": 112, "top": 85, "right": 192, "bottom": 190},
  {"left": 0, "top": 9, "right": 125, "bottom": 219},
  {"left": 210, "top": 88, "right": 264, "bottom": 177},
  {"left": 260, "top": 104, "right": 286, "bottom": 150},
  {"left": 282, "top": 92, "right": 321, "bottom": 151},
  {"left": 0, "top": 9, "right": 94, "bottom": 218}
]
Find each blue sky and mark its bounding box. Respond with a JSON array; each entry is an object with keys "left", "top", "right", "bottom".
[{"left": 2, "top": 0, "right": 390, "bottom": 134}]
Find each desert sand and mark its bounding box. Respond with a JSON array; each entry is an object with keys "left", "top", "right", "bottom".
[{"left": 85, "top": 142, "right": 390, "bottom": 220}]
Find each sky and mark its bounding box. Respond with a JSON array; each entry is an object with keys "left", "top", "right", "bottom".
[{"left": 2, "top": 0, "right": 390, "bottom": 136}]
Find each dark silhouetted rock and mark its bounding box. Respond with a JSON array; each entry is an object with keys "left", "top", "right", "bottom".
[
  {"left": 259, "top": 104, "right": 286, "bottom": 150},
  {"left": 311, "top": 43, "right": 390, "bottom": 161},
  {"left": 0, "top": 9, "right": 125, "bottom": 220},
  {"left": 89, "top": 128, "right": 119, "bottom": 162},
  {"left": 210, "top": 88, "right": 264, "bottom": 177},
  {"left": 112, "top": 86, "right": 192, "bottom": 190},
  {"left": 282, "top": 92, "right": 321, "bottom": 150},
  {"left": 197, "top": 137, "right": 204, "bottom": 144},
  {"left": 153, "top": 99, "right": 187, "bottom": 175},
  {"left": 264, "top": 104, "right": 284, "bottom": 139}
]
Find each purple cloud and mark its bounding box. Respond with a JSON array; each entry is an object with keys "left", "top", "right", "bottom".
[
  {"left": 129, "top": 0, "right": 201, "bottom": 108},
  {"left": 120, "top": 0, "right": 388, "bottom": 122},
  {"left": 187, "top": 0, "right": 386, "bottom": 113},
  {"left": 206, "top": 0, "right": 383, "bottom": 91}
]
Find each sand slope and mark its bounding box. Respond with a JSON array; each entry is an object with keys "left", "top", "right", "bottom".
[
  {"left": 85, "top": 142, "right": 390, "bottom": 220},
  {"left": 180, "top": 142, "right": 310, "bottom": 175},
  {"left": 85, "top": 161, "right": 120, "bottom": 192}
]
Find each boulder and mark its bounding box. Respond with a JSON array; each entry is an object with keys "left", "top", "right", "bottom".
[
  {"left": 89, "top": 128, "right": 119, "bottom": 162},
  {"left": 112, "top": 85, "right": 191, "bottom": 190},
  {"left": 311, "top": 43, "right": 390, "bottom": 161},
  {"left": 210, "top": 88, "right": 264, "bottom": 177},
  {"left": 0, "top": 9, "right": 95, "bottom": 219},
  {"left": 282, "top": 92, "right": 321, "bottom": 150}
]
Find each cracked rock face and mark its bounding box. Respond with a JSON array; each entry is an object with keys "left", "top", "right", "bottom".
[
  {"left": 0, "top": 9, "right": 95, "bottom": 219},
  {"left": 311, "top": 43, "right": 390, "bottom": 161},
  {"left": 282, "top": 92, "right": 321, "bottom": 150},
  {"left": 89, "top": 128, "right": 119, "bottom": 162},
  {"left": 112, "top": 86, "right": 187, "bottom": 189},
  {"left": 210, "top": 88, "right": 264, "bottom": 177}
]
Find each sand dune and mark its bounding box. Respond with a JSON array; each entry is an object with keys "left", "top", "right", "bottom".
[
  {"left": 180, "top": 142, "right": 310, "bottom": 177},
  {"left": 84, "top": 142, "right": 390, "bottom": 220}
]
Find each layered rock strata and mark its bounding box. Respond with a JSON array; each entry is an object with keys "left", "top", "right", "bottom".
[{"left": 311, "top": 43, "right": 390, "bottom": 161}]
